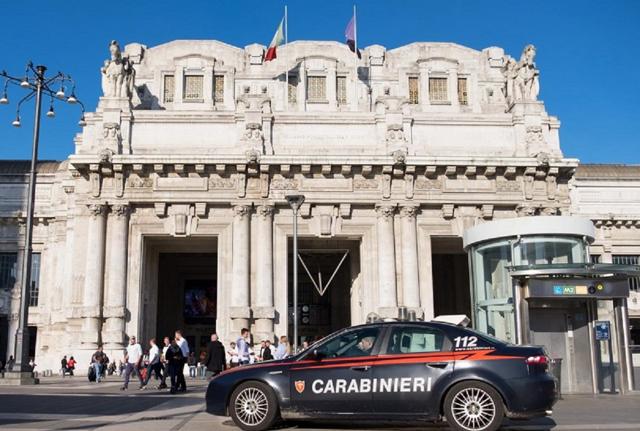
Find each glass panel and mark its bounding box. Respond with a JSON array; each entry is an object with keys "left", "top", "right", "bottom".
[
  {"left": 213, "top": 74, "right": 224, "bottom": 103},
  {"left": 163, "top": 75, "right": 174, "bottom": 103},
  {"left": 313, "top": 327, "right": 380, "bottom": 358},
  {"left": 288, "top": 74, "right": 298, "bottom": 104},
  {"left": 408, "top": 76, "right": 419, "bottom": 104},
  {"left": 183, "top": 75, "right": 204, "bottom": 101},
  {"left": 307, "top": 76, "right": 326, "bottom": 101},
  {"left": 336, "top": 76, "right": 347, "bottom": 104},
  {"left": 429, "top": 77, "right": 448, "bottom": 102},
  {"left": 613, "top": 255, "right": 640, "bottom": 292},
  {"left": 471, "top": 240, "right": 515, "bottom": 343},
  {"left": 457, "top": 78, "right": 468, "bottom": 105},
  {"left": 386, "top": 326, "right": 446, "bottom": 354},
  {"left": 0, "top": 253, "right": 17, "bottom": 290},
  {"left": 518, "top": 236, "right": 586, "bottom": 266},
  {"left": 29, "top": 253, "right": 40, "bottom": 307}
]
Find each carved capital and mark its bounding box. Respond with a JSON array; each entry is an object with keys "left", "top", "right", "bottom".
[
  {"left": 399, "top": 206, "right": 418, "bottom": 219},
  {"left": 376, "top": 204, "right": 396, "bottom": 220},
  {"left": 87, "top": 203, "right": 108, "bottom": 218},
  {"left": 111, "top": 204, "right": 131, "bottom": 218},
  {"left": 233, "top": 204, "right": 251, "bottom": 218},
  {"left": 256, "top": 205, "right": 274, "bottom": 220}
]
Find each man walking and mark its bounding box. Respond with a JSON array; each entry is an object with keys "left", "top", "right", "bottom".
[
  {"left": 91, "top": 345, "right": 106, "bottom": 383},
  {"left": 203, "top": 333, "right": 226, "bottom": 378},
  {"left": 158, "top": 336, "right": 170, "bottom": 389},
  {"left": 141, "top": 338, "right": 162, "bottom": 389},
  {"left": 174, "top": 330, "right": 189, "bottom": 392},
  {"left": 121, "top": 335, "right": 144, "bottom": 391},
  {"left": 165, "top": 338, "right": 184, "bottom": 394},
  {"left": 236, "top": 328, "right": 251, "bottom": 366}
]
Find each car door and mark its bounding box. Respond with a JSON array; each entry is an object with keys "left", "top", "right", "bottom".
[
  {"left": 288, "top": 326, "right": 382, "bottom": 415},
  {"left": 372, "top": 324, "right": 454, "bottom": 417}
]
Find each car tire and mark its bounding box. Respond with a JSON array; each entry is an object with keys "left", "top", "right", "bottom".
[
  {"left": 444, "top": 381, "right": 504, "bottom": 431},
  {"left": 229, "top": 381, "right": 279, "bottom": 431}
]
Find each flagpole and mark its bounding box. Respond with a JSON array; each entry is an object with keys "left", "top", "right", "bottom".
[
  {"left": 353, "top": 4, "right": 358, "bottom": 111},
  {"left": 285, "top": 5, "right": 289, "bottom": 111}
]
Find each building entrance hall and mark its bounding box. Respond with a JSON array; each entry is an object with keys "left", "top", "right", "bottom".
[{"left": 288, "top": 239, "right": 361, "bottom": 345}]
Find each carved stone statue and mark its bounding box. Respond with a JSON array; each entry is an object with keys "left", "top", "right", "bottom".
[
  {"left": 503, "top": 44, "right": 540, "bottom": 104},
  {"left": 101, "top": 40, "right": 136, "bottom": 98}
]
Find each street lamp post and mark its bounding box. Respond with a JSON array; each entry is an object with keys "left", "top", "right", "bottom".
[
  {"left": 0, "top": 63, "right": 85, "bottom": 383},
  {"left": 285, "top": 194, "right": 305, "bottom": 354}
]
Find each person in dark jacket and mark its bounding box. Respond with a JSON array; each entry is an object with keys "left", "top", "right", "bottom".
[
  {"left": 165, "top": 339, "right": 184, "bottom": 394},
  {"left": 203, "top": 333, "right": 226, "bottom": 378}
]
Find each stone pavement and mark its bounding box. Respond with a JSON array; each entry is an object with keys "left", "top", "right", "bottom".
[{"left": 0, "top": 376, "right": 639, "bottom": 430}]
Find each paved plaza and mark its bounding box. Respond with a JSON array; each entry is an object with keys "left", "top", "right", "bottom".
[{"left": 0, "top": 376, "right": 638, "bottom": 430}]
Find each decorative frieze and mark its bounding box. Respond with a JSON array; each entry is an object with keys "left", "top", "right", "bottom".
[
  {"left": 271, "top": 178, "right": 299, "bottom": 190},
  {"left": 353, "top": 178, "right": 379, "bottom": 190},
  {"left": 415, "top": 178, "right": 442, "bottom": 190},
  {"left": 208, "top": 176, "right": 236, "bottom": 189}
]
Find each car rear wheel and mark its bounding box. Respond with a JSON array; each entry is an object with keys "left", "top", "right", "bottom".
[
  {"left": 444, "top": 381, "right": 504, "bottom": 431},
  {"left": 229, "top": 381, "right": 279, "bottom": 431}
]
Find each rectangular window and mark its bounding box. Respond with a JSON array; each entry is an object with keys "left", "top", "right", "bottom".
[
  {"left": 590, "top": 254, "right": 601, "bottom": 264},
  {"left": 429, "top": 77, "right": 448, "bottom": 102},
  {"left": 0, "top": 253, "right": 17, "bottom": 290},
  {"left": 458, "top": 77, "right": 468, "bottom": 105},
  {"left": 288, "top": 74, "right": 298, "bottom": 104},
  {"left": 408, "top": 76, "right": 419, "bottom": 104},
  {"left": 213, "top": 74, "right": 224, "bottom": 103},
  {"left": 306, "top": 76, "right": 326, "bottom": 102},
  {"left": 163, "top": 75, "right": 174, "bottom": 103},
  {"left": 29, "top": 253, "right": 40, "bottom": 307},
  {"left": 613, "top": 255, "right": 640, "bottom": 292},
  {"left": 336, "top": 76, "right": 347, "bottom": 105},
  {"left": 183, "top": 75, "right": 204, "bottom": 101},
  {"left": 386, "top": 326, "right": 447, "bottom": 354}
]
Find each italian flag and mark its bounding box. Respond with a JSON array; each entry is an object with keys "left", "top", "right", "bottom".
[{"left": 265, "top": 18, "right": 284, "bottom": 61}]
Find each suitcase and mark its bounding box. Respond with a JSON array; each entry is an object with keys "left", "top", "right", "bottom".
[{"left": 88, "top": 366, "right": 96, "bottom": 382}]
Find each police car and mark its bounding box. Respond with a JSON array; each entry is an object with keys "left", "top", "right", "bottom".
[{"left": 206, "top": 318, "right": 556, "bottom": 431}]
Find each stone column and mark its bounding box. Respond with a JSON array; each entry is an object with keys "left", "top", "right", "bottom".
[
  {"left": 103, "top": 203, "right": 130, "bottom": 349},
  {"left": 400, "top": 206, "right": 421, "bottom": 315},
  {"left": 230, "top": 204, "right": 251, "bottom": 331},
  {"left": 376, "top": 204, "right": 398, "bottom": 318},
  {"left": 254, "top": 205, "right": 275, "bottom": 341},
  {"left": 81, "top": 203, "right": 108, "bottom": 348}
]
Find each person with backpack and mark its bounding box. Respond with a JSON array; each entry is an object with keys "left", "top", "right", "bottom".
[
  {"left": 165, "top": 338, "right": 184, "bottom": 394},
  {"left": 141, "top": 338, "right": 162, "bottom": 390},
  {"left": 91, "top": 345, "right": 106, "bottom": 383}
]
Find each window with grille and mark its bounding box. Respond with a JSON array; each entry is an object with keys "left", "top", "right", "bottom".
[
  {"left": 0, "top": 253, "right": 17, "bottom": 290},
  {"left": 213, "top": 74, "right": 224, "bottom": 103},
  {"left": 288, "top": 74, "right": 298, "bottom": 104},
  {"left": 337, "top": 76, "right": 348, "bottom": 105},
  {"left": 29, "top": 253, "right": 40, "bottom": 307},
  {"left": 183, "top": 75, "right": 204, "bottom": 101},
  {"left": 458, "top": 78, "right": 468, "bottom": 105},
  {"left": 408, "top": 77, "right": 419, "bottom": 104},
  {"left": 163, "top": 75, "right": 174, "bottom": 103},
  {"left": 307, "top": 76, "right": 326, "bottom": 102},
  {"left": 590, "top": 254, "right": 601, "bottom": 264},
  {"left": 429, "top": 77, "right": 448, "bottom": 102},
  {"left": 613, "top": 255, "right": 640, "bottom": 292}
]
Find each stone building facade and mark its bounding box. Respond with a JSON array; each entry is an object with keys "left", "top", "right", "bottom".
[{"left": 0, "top": 38, "right": 636, "bottom": 372}]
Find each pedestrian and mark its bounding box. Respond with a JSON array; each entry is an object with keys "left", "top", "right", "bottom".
[
  {"left": 203, "top": 333, "right": 226, "bottom": 378},
  {"left": 28, "top": 357, "right": 36, "bottom": 372},
  {"left": 67, "top": 356, "right": 76, "bottom": 376},
  {"left": 107, "top": 361, "right": 116, "bottom": 376},
  {"left": 228, "top": 342, "right": 239, "bottom": 368},
  {"left": 257, "top": 340, "right": 267, "bottom": 362},
  {"left": 187, "top": 352, "right": 197, "bottom": 378},
  {"left": 236, "top": 328, "right": 251, "bottom": 366},
  {"left": 275, "top": 336, "right": 290, "bottom": 360},
  {"left": 91, "top": 345, "right": 106, "bottom": 382},
  {"left": 263, "top": 340, "right": 274, "bottom": 361},
  {"left": 165, "top": 338, "right": 184, "bottom": 394},
  {"left": 141, "top": 338, "right": 162, "bottom": 389},
  {"left": 120, "top": 335, "right": 144, "bottom": 391},
  {"left": 158, "top": 336, "right": 170, "bottom": 389},
  {"left": 60, "top": 355, "right": 68, "bottom": 377},
  {"left": 6, "top": 356, "right": 15, "bottom": 372},
  {"left": 174, "top": 330, "right": 189, "bottom": 392}
]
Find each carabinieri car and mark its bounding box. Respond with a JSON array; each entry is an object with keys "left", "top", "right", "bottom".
[{"left": 206, "top": 321, "right": 557, "bottom": 431}]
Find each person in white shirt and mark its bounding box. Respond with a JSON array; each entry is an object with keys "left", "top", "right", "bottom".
[
  {"left": 121, "top": 335, "right": 144, "bottom": 391},
  {"left": 141, "top": 338, "right": 162, "bottom": 389},
  {"left": 158, "top": 336, "right": 170, "bottom": 389},
  {"left": 228, "top": 342, "right": 240, "bottom": 368},
  {"left": 174, "top": 330, "right": 189, "bottom": 392}
]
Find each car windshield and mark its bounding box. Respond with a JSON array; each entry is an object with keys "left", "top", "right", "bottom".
[{"left": 299, "top": 327, "right": 380, "bottom": 360}]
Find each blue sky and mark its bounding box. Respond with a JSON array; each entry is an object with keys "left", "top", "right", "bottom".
[{"left": 0, "top": 0, "right": 638, "bottom": 163}]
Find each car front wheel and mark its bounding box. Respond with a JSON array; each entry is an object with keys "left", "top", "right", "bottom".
[
  {"left": 444, "top": 381, "right": 504, "bottom": 431},
  {"left": 229, "top": 381, "right": 279, "bottom": 431}
]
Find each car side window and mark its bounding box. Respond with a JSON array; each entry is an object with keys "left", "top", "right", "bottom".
[
  {"left": 313, "top": 327, "right": 380, "bottom": 359},
  {"left": 386, "top": 326, "right": 448, "bottom": 354}
]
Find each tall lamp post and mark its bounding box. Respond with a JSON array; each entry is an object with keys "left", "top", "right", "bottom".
[
  {"left": 285, "top": 194, "right": 305, "bottom": 354},
  {"left": 1, "top": 63, "right": 85, "bottom": 383}
]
